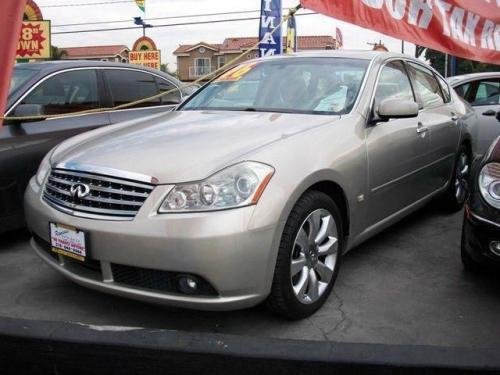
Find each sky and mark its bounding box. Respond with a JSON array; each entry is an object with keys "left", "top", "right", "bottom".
[{"left": 40, "top": 0, "right": 417, "bottom": 69}]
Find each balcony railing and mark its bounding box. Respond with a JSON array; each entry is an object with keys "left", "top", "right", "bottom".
[{"left": 189, "top": 66, "right": 214, "bottom": 79}]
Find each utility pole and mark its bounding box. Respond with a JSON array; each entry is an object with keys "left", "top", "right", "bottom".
[{"left": 134, "top": 17, "right": 152, "bottom": 37}]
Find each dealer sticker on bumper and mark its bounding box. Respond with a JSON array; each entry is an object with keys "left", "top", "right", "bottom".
[{"left": 50, "top": 223, "right": 87, "bottom": 261}]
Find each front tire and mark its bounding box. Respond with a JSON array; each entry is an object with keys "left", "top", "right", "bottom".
[
  {"left": 442, "top": 144, "right": 470, "bottom": 212},
  {"left": 461, "top": 218, "right": 482, "bottom": 272},
  {"left": 267, "top": 191, "right": 343, "bottom": 320}
]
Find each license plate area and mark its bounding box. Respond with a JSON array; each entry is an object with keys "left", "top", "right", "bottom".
[{"left": 50, "top": 223, "right": 87, "bottom": 262}]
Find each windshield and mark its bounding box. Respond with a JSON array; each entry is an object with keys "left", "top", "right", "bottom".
[
  {"left": 182, "top": 57, "right": 369, "bottom": 115},
  {"left": 9, "top": 66, "right": 40, "bottom": 95}
]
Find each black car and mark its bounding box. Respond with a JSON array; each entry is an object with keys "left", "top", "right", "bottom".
[
  {"left": 1, "top": 60, "right": 192, "bottom": 234},
  {"left": 462, "top": 135, "right": 500, "bottom": 269}
]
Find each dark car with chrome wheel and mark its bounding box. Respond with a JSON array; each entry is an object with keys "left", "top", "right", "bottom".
[{"left": 462, "top": 136, "right": 500, "bottom": 270}]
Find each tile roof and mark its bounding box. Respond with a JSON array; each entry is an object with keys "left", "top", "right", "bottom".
[
  {"left": 174, "top": 36, "right": 337, "bottom": 55},
  {"left": 173, "top": 43, "right": 222, "bottom": 54},
  {"left": 61, "top": 45, "right": 130, "bottom": 58}
]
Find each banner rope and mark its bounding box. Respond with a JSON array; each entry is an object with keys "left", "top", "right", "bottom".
[{"left": 1, "top": 4, "right": 302, "bottom": 122}]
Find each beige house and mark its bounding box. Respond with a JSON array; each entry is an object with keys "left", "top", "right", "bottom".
[
  {"left": 61, "top": 45, "right": 130, "bottom": 63},
  {"left": 174, "top": 36, "right": 338, "bottom": 82}
]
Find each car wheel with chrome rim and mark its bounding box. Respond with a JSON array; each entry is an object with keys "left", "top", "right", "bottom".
[
  {"left": 267, "top": 191, "right": 343, "bottom": 319},
  {"left": 442, "top": 144, "right": 470, "bottom": 212}
]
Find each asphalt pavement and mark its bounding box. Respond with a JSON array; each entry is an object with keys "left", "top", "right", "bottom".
[{"left": 1, "top": 205, "right": 499, "bottom": 349}]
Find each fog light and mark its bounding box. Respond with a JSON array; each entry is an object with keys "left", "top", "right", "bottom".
[
  {"left": 178, "top": 275, "right": 198, "bottom": 294},
  {"left": 489, "top": 241, "right": 500, "bottom": 256}
]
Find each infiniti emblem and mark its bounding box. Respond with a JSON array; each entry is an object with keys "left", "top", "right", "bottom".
[{"left": 69, "top": 183, "right": 91, "bottom": 199}]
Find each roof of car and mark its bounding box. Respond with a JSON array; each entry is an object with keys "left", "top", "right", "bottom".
[
  {"left": 448, "top": 72, "right": 500, "bottom": 85},
  {"left": 14, "top": 60, "right": 178, "bottom": 82},
  {"left": 260, "top": 50, "right": 411, "bottom": 61}
]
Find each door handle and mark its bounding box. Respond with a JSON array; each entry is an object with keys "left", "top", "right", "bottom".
[
  {"left": 416, "top": 122, "right": 428, "bottom": 134},
  {"left": 483, "top": 109, "right": 496, "bottom": 116}
]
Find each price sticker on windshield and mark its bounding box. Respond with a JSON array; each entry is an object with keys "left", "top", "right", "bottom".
[{"left": 215, "top": 62, "right": 259, "bottom": 82}]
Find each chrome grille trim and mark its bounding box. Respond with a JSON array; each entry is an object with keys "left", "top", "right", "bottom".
[{"left": 43, "top": 168, "right": 155, "bottom": 220}]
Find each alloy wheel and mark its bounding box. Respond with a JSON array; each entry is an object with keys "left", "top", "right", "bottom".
[{"left": 290, "top": 209, "right": 338, "bottom": 304}]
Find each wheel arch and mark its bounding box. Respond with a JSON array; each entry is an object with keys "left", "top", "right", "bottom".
[{"left": 278, "top": 171, "right": 352, "bottom": 239}]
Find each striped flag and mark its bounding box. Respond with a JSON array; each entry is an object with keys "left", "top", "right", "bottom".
[
  {"left": 286, "top": 15, "right": 297, "bottom": 53},
  {"left": 135, "top": 0, "right": 145, "bottom": 12}
]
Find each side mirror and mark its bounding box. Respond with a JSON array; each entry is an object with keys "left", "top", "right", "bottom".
[
  {"left": 377, "top": 99, "right": 419, "bottom": 121},
  {"left": 12, "top": 104, "right": 45, "bottom": 121}
]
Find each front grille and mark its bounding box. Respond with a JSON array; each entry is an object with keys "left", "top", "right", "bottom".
[
  {"left": 111, "top": 264, "right": 218, "bottom": 296},
  {"left": 43, "top": 169, "right": 154, "bottom": 220}
]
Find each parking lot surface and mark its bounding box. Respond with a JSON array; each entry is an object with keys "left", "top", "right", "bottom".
[{"left": 1, "top": 205, "right": 499, "bottom": 349}]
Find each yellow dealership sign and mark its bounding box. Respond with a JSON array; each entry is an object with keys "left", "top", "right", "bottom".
[
  {"left": 129, "top": 50, "right": 161, "bottom": 70},
  {"left": 16, "top": 20, "right": 51, "bottom": 59}
]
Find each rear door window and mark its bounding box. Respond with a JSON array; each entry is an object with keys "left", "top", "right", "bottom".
[
  {"left": 19, "top": 69, "right": 100, "bottom": 115},
  {"left": 105, "top": 69, "right": 161, "bottom": 109}
]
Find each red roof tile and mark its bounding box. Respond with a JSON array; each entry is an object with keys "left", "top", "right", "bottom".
[
  {"left": 174, "top": 36, "right": 337, "bottom": 55},
  {"left": 173, "top": 43, "right": 221, "bottom": 54},
  {"left": 61, "top": 45, "right": 129, "bottom": 58}
]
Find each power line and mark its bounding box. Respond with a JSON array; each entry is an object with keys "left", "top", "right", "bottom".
[
  {"left": 52, "top": 12, "right": 318, "bottom": 35},
  {"left": 53, "top": 9, "right": 262, "bottom": 27},
  {"left": 40, "top": 0, "right": 133, "bottom": 7}
]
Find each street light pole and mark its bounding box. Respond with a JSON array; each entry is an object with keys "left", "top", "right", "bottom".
[{"left": 134, "top": 17, "right": 152, "bottom": 37}]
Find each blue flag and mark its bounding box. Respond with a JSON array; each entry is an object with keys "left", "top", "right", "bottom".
[{"left": 259, "top": 0, "right": 282, "bottom": 57}]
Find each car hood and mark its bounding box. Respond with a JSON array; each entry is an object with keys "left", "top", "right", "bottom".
[{"left": 52, "top": 110, "right": 340, "bottom": 183}]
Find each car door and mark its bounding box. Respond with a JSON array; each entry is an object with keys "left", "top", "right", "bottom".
[
  {"left": 366, "top": 60, "right": 429, "bottom": 225},
  {"left": 103, "top": 69, "right": 181, "bottom": 124},
  {"left": 457, "top": 78, "right": 500, "bottom": 154},
  {"left": 406, "top": 62, "right": 459, "bottom": 191},
  {"left": 0, "top": 68, "right": 110, "bottom": 228}
]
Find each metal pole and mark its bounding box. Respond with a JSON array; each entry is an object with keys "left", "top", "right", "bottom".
[
  {"left": 444, "top": 54, "right": 449, "bottom": 78},
  {"left": 401, "top": 40, "right": 405, "bottom": 54}
]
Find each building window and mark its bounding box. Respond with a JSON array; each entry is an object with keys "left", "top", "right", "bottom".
[
  {"left": 191, "top": 58, "right": 211, "bottom": 78},
  {"left": 218, "top": 56, "right": 225, "bottom": 69}
]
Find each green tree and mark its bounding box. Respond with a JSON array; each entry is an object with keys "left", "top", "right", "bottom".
[
  {"left": 50, "top": 46, "right": 68, "bottom": 60},
  {"left": 425, "top": 49, "right": 500, "bottom": 77}
]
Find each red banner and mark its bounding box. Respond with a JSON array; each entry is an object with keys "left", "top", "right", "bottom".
[
  {"left": 0, "top": 0, "right": 27, "bottom": 126},
  {"left": 301, "top": 0, "right": 500, "bottom": 65}
]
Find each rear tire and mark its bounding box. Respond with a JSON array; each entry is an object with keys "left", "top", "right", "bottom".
[
  {"left": 266, "top": 191, "right": 343, "bottom": 320},
  {"left": 442, "top": 144, "right": 470, "bottom": 212}
]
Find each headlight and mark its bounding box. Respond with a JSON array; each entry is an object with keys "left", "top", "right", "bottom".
[
  {"left": 159, "top": 161, "right": 274, "bottom": 213},
  {"left": 35, "top": 149, "right": 54, "bottom": 185},
  {"left": 479, "top": 162, "right": 500, "bottom": 209}
]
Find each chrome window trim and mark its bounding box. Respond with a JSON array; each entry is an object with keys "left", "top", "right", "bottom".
[
  {"left": 54, "top": 162, "right": 159, "bottom": 185},
  {"left": 6, "top": 66, "right": 182, "bottom": 116}
]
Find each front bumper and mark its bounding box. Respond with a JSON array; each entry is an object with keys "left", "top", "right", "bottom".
[
  {"left": 462, "top": 206, "right": 500, "bottom": 267},
  {"left": 25, "top": 177, "right": 279, "bottom": 311}
]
